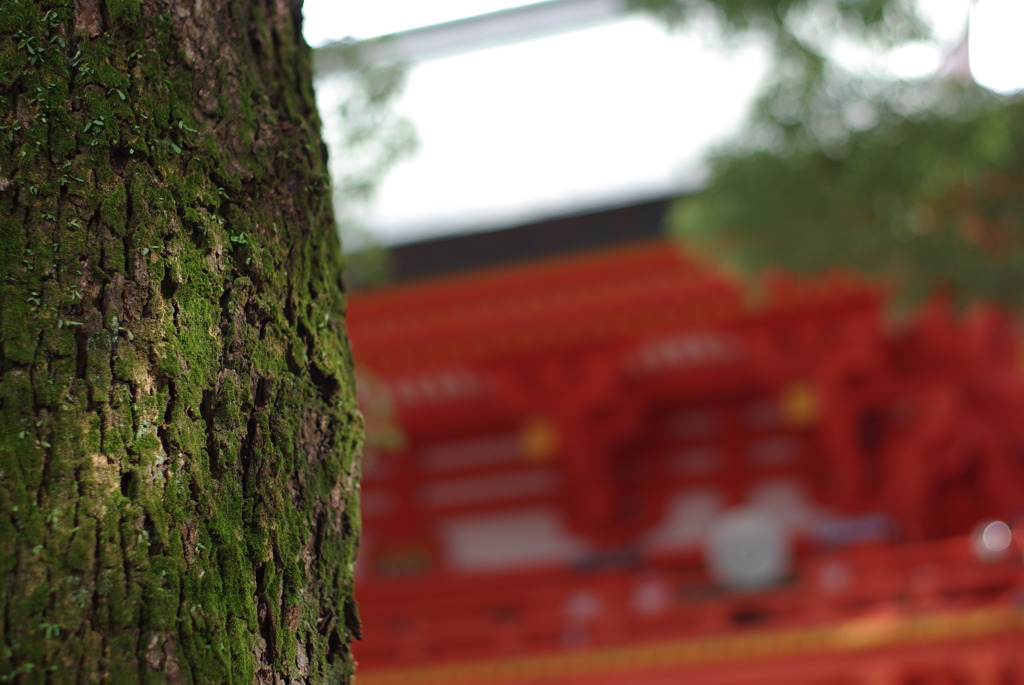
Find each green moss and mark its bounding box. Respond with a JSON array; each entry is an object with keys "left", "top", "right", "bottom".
[
  {"left": 84, "top": 332, "right": 113, "bottom": 403},
  {"left": 111, "top": 342, "right": 139, "bottom": 381},
  {"left": 0, "top": 288, "right": 37, "bottom": 364},
  {"left": 132, "top": 433, "right": 160, "bottom": 455},
  {"left": 99, "top": 183, "right": 128, "bottom": 234}
]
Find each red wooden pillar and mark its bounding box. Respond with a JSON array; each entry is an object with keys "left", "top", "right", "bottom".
[{"left": 490, "top": 348, "right": 649, "bottom": 542}]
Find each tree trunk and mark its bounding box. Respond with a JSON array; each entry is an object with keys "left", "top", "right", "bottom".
[{"left": 0, "top": 1, "right": 362, "bottom": 682}]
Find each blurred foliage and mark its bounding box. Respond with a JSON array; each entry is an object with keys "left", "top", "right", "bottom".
[
  {"left": 315, "top": 42, "right": 416, "bottom": 288},
  {"left": 671, "top": 91, "right": 1024, "bottom": 310},
  {"left": 634, "top": 0, "right": 1024, "bottom": 309},
  {"left": 630, "top": 0, "right": 915, "bottom": 28},
  {"left": 333, "top": 59, "right": 417, "bottom": 214},
  {"left": 630, "top": 0, "right": 926, "bottom": 122}
]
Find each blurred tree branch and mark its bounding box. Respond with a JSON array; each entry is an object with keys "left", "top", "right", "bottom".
[{"left": 316, "top": 42, "right": 418, "bottom": 287}]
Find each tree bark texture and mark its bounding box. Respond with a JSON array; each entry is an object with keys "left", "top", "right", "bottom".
[{"left": 0, "top": 1, "right": 362, "bottom": 682}]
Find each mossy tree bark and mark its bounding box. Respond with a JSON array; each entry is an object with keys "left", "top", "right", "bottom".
[{"left": 0, "top": 1, "right": 362, "bottom": 682}]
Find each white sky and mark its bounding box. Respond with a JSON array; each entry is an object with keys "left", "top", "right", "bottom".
[
  {"left": 303, "top": 1, "right": 1009, "bottom": 245},
  {"left": 318, "top": 15, "right": 767, "bottom": 242},
  {"left": 969, "top": 0, "right": 1024, "bottom": 95}
]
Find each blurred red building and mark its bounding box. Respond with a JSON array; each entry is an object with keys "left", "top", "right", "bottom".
[{"left": 346, "top": 198, "right": 1024, "bottom": 685}]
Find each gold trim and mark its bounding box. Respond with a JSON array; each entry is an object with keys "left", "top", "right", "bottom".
[{"left": 359, "top": 607, "right": 1024, "bottom": 685}]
